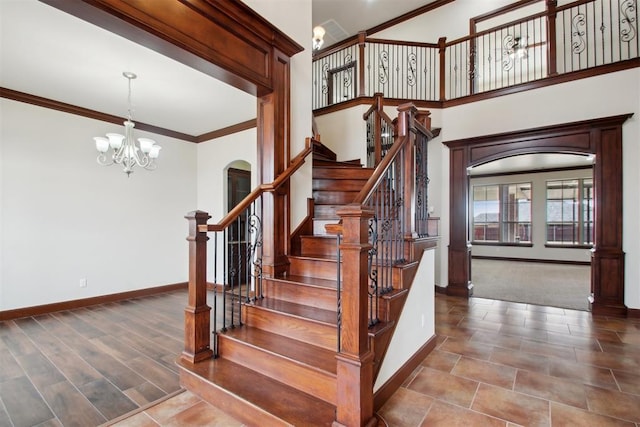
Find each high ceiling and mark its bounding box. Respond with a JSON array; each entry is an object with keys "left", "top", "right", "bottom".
[
  {"left": 0, "top": 0, "right": 598, "bottom": 173},
  {"left": 0, "top": 0, "right": 257, "bottom": 138},
  {"left": 312, "top": 0, "right": 437, "bottom": 46},
  {"left": 2, "top": 0, "right": 432, "bottom": 139}
]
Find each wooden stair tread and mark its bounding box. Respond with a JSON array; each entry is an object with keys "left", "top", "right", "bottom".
[
  {"left": 252, "top": 298, "right": 337, "bottom": 325},
  {"left": 272, "top": 274, "right": 338, "bottom": 290},
  {"left": 221, "top": 326, "right": 337, "bottom": 374},
  {"left": 179, "top": 358, "right": 335, "bottom": 426}
]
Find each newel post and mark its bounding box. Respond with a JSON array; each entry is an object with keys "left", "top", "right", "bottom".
[
  {"left": 334, "top": 204, "right": 376, "bottom": 427},
  {"left": 181, "top": 210, "right": 213, "bottom": 364},
  {"left": 374, "top": 92, "right": 384, "bottom": 165},
  {"left": 397, "top": 103, "right": 418, "bottom": 244}
]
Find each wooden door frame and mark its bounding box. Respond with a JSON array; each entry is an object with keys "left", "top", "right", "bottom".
[{"left": 443, "top": 114, "right": 633, "bottom": 316}]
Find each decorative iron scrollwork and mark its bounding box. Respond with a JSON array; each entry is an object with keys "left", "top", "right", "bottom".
[
  {"left": 379, "top": 51, "right": 389, "bottom": 84},
  {"left": 321, "top": 62, "right": 329, "bottom": 94},
  {"left": 502, "top": 34, "right": 517, "bottom": 71},
  {"left": 408, "top": 52, "right": 417, "bottom": 86},
  {"left": 342, "top": 54, "right": 354, "bottom": 98},
  {"left": 571, "top": 13, "right": 587, "bottom": 54},
  {"left": 367, "top": 217, "right": 379, "bottom": 327},
  {"left": 248, "top": 213, "right": 263, "bottom": 301},
  {"left": 620, "top": 0, "right": 637, "bottom": 42}
]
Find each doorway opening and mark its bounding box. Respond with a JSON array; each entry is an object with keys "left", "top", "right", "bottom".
[
  {"left": 467, "top": 154, "right": 593, "bottom": 310},
  {"left": 227, "top": 166, "right": 251, "bottom": 287}
]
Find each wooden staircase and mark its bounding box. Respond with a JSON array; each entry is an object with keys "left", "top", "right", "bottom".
[{"left": 177, "top": 141, "right": 416, "bottom": 426}]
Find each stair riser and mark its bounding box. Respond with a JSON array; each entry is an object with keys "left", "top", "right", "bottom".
[
  {"left": 264, "top": 280, "right": 337, "bottom": 311},
  {"left": 244, "top": 306, "right": 337, "bottom": 351},
  {"left": 289, "top": 257, "right": 339, "bottom": 281},
  {"left": 313, "top": 179, "right": 369, "bottom": 192},
  {"left": 313, "top": 190, "right": 359, "bottom": 205},
  {"left": 179, "top": 369, "right": 292, "bottom": 427},
  {"left": 218, "top": 335, "right": 337, "bottom": 404},
  {"left": 300, "top": 236, "right": 338, "bottom": 258},
  {"left": 313, "top": 168, "right": 373, "bottom": 180}
]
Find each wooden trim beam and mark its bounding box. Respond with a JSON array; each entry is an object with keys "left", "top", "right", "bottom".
[
  {"left": 0, "top": 282, "right": 187, "bottom": 321},
  {"left": 40, "top": 0, "right": 303, "bottom": 97},
  {"left": 196, "top": 119, "right": 257, "bottom": 142},
  {"left": 0, "top": 87, "right": 198, "bottom": 142}
]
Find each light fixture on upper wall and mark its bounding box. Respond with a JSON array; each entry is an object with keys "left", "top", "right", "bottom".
[
  {"left": 93, "top": 72, "right": 161, "bottom": 177},
  {"left": 313, "top": 25, "right": 325, "bottom": 51}
]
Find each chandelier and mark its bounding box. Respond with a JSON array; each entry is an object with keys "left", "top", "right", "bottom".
[
  {"left": 93, "top": 72, "right": 161, "bottom": 176},
  {"left": 313, "top": 25, "right": 325, "bottom": 50}
]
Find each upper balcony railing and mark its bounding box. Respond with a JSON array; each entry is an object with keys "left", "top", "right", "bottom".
[{"left": 312, "top": 0, "right": 639, "bottom": 109}]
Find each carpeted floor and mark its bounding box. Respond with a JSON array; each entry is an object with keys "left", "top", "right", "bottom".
[{"left": 471, "top": 258, "right": 591, "bottom": 311}]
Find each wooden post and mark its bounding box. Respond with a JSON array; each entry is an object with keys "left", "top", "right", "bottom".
[
  {"left": 397, "top": 103, "right": 418, "bottom": 250},
  {"left": 374, "top": 92, "right": 383, "bottom": 165},
  {"left": 358, "top": 32, "right": 367, "bottom": 98},
  {"left": 182, "top": 210, "right": 214, "bottom": 364},
  {"left": 437, "top": 37, "right": 447, "bottom": 102},
  {"left": 546, "top": 0, "right": 558, "bottom": 76},
  {"left": 334, "top": 205, "right": 376, "bottom": 427}
]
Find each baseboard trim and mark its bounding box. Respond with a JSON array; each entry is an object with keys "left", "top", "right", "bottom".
[
  {"left": 434, "top": 285, "right": 447, "bottom": 294},
  {"left": 373, "top": 334, "right": 437, "bottom": 410},
  {"left": 628, "top": 308, "right": 640, "bottom": 319},
  {"left": 0, "top": 282, "right": 188, "bottom": 321},
  {"left": 472, "top": 255, "right": 591, "bottom": 266}
]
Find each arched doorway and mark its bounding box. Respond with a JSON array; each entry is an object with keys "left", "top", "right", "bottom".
[
  {"left": 468, "top": 153, "right": 593, "bottom": 310},
  {"left": 443, "top": 114, "right": 632, "bottom": 316}
]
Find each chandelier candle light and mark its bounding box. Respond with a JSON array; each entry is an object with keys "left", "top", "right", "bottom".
[{"left": 94, "top": 72, "right": 161, "bottom": 177}]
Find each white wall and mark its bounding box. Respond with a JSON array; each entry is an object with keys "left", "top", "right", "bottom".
[
  {"left": 315, "top": 106, "right": 369, "bottom": 163},
  {"left": 374, "top": 248, "right": 435, "bottom": 391},
  {"left": 197, "top": 129, "right": 257, "bottom": 284},
  {"left": 470, "top": 168, "right": 593, "bottom": 262},
  {"left": 374, "top": 0, "right": 517, "bottom": 42},
  {"left": 0, "top": 99, "right": 197, "bottom": 310},
  {"left": 440, "top": 68, "right": 640, "bottom": 308}
]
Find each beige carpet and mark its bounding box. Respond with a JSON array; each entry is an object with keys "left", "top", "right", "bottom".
[{"left": 471, "top": 258, "right": 591, "bottom": 311}]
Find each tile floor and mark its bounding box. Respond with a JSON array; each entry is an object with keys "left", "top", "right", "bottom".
[
  {"left": 111, "top": 294, "right": 640, "bottom": 426},
  {"left": 3, "top": 292, "right": 640, "bottom": 426}
]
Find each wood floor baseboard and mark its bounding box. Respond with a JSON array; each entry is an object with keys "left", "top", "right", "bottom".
[
  {"left": 373, "top": 334, "right": 437, "bottom": 410},
  {"left": 627, "top": 308, "right": 640, "bottom": 319},
  {"left": 0, "top": 282, "right": 188, "bottom": 321}
]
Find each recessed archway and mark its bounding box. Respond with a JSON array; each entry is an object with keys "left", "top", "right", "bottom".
[{"left": 443, "top": 114, "right": 633, "bottom": 316}]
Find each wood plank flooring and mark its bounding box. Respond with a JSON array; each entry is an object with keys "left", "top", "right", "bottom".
[
  {"left": 0, "top": 291, "right": 187, "bottom": 427},
  {"left": 3, "top": 291, "right": 640, "bottom": 426}
]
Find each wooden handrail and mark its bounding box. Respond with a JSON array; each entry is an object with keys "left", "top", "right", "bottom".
[
  {"left": 354, "top": 132, "right": 411, "bottom": 205},
  {"left": 200, "top": 138, "right": 314, "bottom": 233}
]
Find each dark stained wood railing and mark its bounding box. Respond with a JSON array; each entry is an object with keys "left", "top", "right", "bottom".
[
  {"left": 363, "top": 93, "right": 396, "bottom": 167},
  {"left": 183, "top": 139, "right": 313, "bottom": 363},
  {"left": 312, "top": 0, "right": 639, "bottom": 108},
  {"left": 330, "top": 104, "right": 435, "bottom": 426}
]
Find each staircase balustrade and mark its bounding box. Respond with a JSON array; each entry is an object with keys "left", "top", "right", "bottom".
[
  {"left": 182, "top": 139, "right": 313, "bottom": 363},
  {"left": 363, "top": 92, "right": 396, "bottom": 167},
  {"left": 312, "top": 0, "right": 639, "bottom": 108}
]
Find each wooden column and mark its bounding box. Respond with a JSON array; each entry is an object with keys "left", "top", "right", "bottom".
[
  {"left": 258, "top": 49, "right": 292, "bottom": 278},
  {"left": 447, "top": 146, "right": 473, "bottom": 297},
  {"left": 397, "top": 103, "right": 418, "bottom": 248},
  {"left": 182, "top": 210, "right": 213, "bottom": 364},
  {"left": 591, "top": 125, "right": 626, "bottom": 316},
  {"left": 334, "top": 205, "right": 376, "bottom": 427}
]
